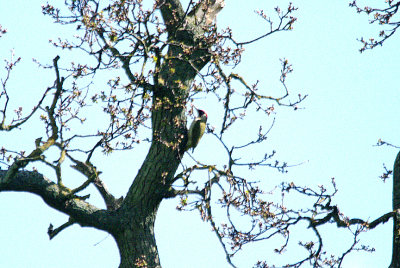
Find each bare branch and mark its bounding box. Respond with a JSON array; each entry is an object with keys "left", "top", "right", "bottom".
[
  {"left": 0, "top": 51, "right": 51, "bottom": 131},
  {"left": 350, "top": 1, "right": 400, "bottom": 52},
  {"left": 48, "top": 218, "right": 76, "bottom": 240},
  {"left": 233, "top": 3, "right": 298, "bottom": 46}
]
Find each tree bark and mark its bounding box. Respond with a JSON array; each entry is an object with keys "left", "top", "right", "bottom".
[
  {"left": 390, "top": 151, "right": 400, "bottom": 268},
  {"left": 112, "top": 211, "right": 160, "bottom": 268}
]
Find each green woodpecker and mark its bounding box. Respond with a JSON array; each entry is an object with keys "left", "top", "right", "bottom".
[{"left": 186, "top": 108, "right": 207, "bottom": 152}]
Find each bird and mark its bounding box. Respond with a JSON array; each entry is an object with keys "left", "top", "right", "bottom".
[{"left": 186, "top": 108, "right": 207, "bottom": 152}]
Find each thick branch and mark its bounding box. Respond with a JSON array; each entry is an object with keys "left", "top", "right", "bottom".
[
  {"left": 188, "top": 0, "right": 225, "bottom": 25},
  {"left": 158, "top": 0, "right": 185, "bottom": 33},
  {"left": 390, "top": 150, "right": 400, "bottom": 267},
  {"left": 393, "top": 151, "right": 400, "bottom": 209},
  {"left": 0, "top": 170, "right": 114, "bottom": 232}
]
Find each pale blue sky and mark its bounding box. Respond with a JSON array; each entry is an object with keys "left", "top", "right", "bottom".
[{"left": 1, "top": 0, "right": 399, "bottom": 267}]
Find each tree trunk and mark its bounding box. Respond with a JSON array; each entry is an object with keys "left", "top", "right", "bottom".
[
  {"left": 390, "top": 151, "right": 400, "bottom": 268},
  {"left": 113, "top": 212, "right": 160, "bottom": 268}
]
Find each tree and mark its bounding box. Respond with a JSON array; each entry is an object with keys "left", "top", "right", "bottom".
[{"left": 1, "top": 1, "right": 399, "bottom": 267}]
